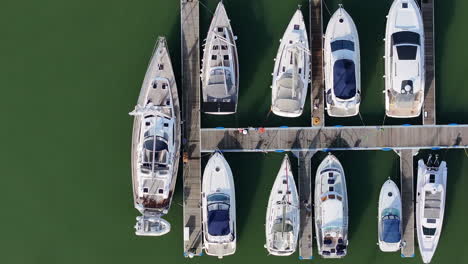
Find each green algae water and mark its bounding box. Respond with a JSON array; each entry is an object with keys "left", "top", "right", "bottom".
[{"left": 0, "top": 0, "right": 467, "bottom": 263}]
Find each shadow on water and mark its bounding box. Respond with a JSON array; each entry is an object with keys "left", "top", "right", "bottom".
[{"left": 432, "top": 0, "right": 463, "bottom": 124}]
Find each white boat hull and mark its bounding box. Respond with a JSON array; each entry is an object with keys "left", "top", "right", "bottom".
[
  {"left": 202, "top": 152, "right": 236, "bottom": 258},
  {"left": 265, "top": 155, "right": 299, "bottom": 256},
  {"left": 378, "top": 179, "right": 402, "bottom": 252},
  {"left": 314, "top": 154, "right": 348, "bottom": 258},
  {"left": 130, "top": 37, "right": 181, "bottom": 236},
  {"left": 271, "top": 9, "right": 310, "bottom": 118},
  {"left": 324, "top": 7, "right": 361, "bottom": 117},
  {"left": 384, "top": 0, "right": 425, "bottom": 118},
  {"left": 416, "top": 157, "right": 447, "bottom": 263},
  {"left": 201, "top": 2, "right": 239, "bottom": 115}
]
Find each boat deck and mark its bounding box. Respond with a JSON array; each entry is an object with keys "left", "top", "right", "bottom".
[
  {"left": 398, "top": 149, "right": 416, "bottom": 258},
  {"left": 294, "top": 151, "right": 315, "bottom": 259},
  {"left": 422, "top": 0, "right": 436, "bottom": 125},
  {"left": 310, "top": 0, "right": 325, "bottom": 127},
  {"left": 181, "top": 0, "right": 202, "bottom": 257}
]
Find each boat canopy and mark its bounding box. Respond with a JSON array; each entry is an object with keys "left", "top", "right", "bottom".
[
  {"left": 392, "top": 31, "right": 420, "bottom": 45},
  {"left": 382, "top": 215, "right": 401, "bottom": 243},
  {"left": 207, "top": 207, "right": 230, "bottom": 236},
  {"left": 333, "top": 59, "right": 356, "bottom": 100},
  {"left": 331, "top": 40, "right": 355, "bottom": 52}
]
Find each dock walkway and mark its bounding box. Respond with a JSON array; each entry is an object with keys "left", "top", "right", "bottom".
[
  {"left": 422, "top": 0, "right": 436, "bottom": 125},
  {"left": 181, "top": 0, "right": 202, "bottom": 257},
  {"left": 310, "top": 0, "right": 324, "bottom": 127},
  {"left": 293, "top": 151, "right": 315, "bottom": 259},
  {"left": 397, "top": 149, "right": 417, "bottom": 257},
  {"left": 200, "top": 125, "right": 467, "bottom": 152}
]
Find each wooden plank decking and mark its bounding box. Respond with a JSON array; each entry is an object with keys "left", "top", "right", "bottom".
[
  {"left": 200, "top": 125, "right": 468, "bottom": 152},
  {"left": 422, "top": 0, "right": 436, "bottom": 125},
  {"left": 397, "top": 149, "right": 416, "bottom": 258},
  {"left": 310, "top": 0, "right": 324, "bottom": 127},
  {"left": 181, "top": 0, "right": 202, "bottom": 257},
  {"left": 294, "top": 151, "right": 314, "bottom": 260}
]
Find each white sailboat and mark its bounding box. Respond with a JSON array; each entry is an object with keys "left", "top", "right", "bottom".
[
  {"left": 265, "top": 155, "right": 299, "bottom": 256},
  {"left": 384, "top": 0, "right": 425, "bottom": 118},
  {"left": 378, "top": 179, "right": 402, "bottom": 252},
  {"left": 129, "top": 37, "right": 181, "bottom": 236},
  {"left": 202, "top": 152, "right": 236, "bottom": 258},
  {"left": 324, "top": 6, "right": 361, "bottom": 117},
  {"left": 314, "top": 153, "right": 348, "bottom": 258},
  {"left": 201, "top": 2, "right": 239, "bottom": 115},
  {"left": 416, "top": 154, "right": 447, "bottom": 263},
  {"left": 271, "top": 9, "right": 310, "bottom": 118}
]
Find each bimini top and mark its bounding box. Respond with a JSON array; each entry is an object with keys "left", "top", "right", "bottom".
[
  {"left": 207, "top": 193, "right": 231, "bottom": 236},
  {"left": 333, "top": 59, "right": 356, "bottom": 100},
  {"left": 382, "top": 215, "right": 401, "bottom": 243},
  {"left": 208, "top": 207, "right": 230, "bottom": 236}
]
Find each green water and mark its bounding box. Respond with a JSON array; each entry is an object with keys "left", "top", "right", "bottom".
[{"left": 1, "top": 0, "right": 467, "bottom": 263}]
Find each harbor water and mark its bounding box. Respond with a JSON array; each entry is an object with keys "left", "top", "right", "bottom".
[{"left": 1, "top": 0, "right": 467, "bottom": 263}]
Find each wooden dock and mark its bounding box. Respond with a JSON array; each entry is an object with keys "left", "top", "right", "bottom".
[
  {"left": 310, "top": 0, "right": 325, "bottom": 127},
  {"left": 422, "top": 0, "right": 436, "bottom": 125},
  {"left": 200, "top": 125, "right": 468, "bottom": 152},
  {"left": 293, "top": 151, "right": 315, "bottom": 259},
  {"left": 397, "top": 149, "right": 417, "bottom": 258},
  {"left": 181, "top": 0, "right": 202, "bottom": 257}
]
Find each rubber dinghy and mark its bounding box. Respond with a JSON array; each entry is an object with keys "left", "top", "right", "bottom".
[
  {"left": 265, "top": 155, "right": 299, "bottom": 256},
  {"left": 271, "top": 9, "right": 310, "bottom": 118},
  {"left": 324, "top": 6, "right": 361, "bottom": 117},
  {"left": 314, "top": 153, "right": 349, "bottom": 258},
  {"left": 378, "top": 179, "right": 402, "bottom": 252},
  {"left": 201, "top": 1, "right": 239, "bottom": 115},
  {"left": 416, "top": 155, "right": 447, "bottom": 263},
  {"left": 385, "top": 0, "right": 425, "bottom": 118},
  {"left": 129, "top": 37, "right": 181, "bottom": 236},
  {"left": 202, "top": 152, "right": 236, "bottom": 258}
]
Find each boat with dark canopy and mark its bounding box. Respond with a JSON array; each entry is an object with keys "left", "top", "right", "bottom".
[
  {"left": 202, "top": 152, "right": 236, "bottom": 258},
  {"left": 378, "top": 179, "right": 402, "bottom": 252},
  {"left": 324, "top": 6, "right": 361, "bottom": 117}
]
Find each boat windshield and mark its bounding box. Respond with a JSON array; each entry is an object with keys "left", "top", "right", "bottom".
[
  {"left": 382, "top": 216, "right": 401, "bottom": 243},
  {"left": 207, "top": 203, "right": 230, "bottom": 236},
  {"left": 396, "top": 45, "right": 418, "bottom": 60},
  {"left": 422, "top": 226, "right": 436, "bottom": 236},
  {"left": 331, "top": 40, "right": 355, "bottom": 52},
  {"left": 207, "top": 193, "right": 230, "bottom": 203},
  {"left": 392, "top": 31, "right": 420, "bottom": 45},
  {"left": 333, "top": 59, "right": 356, "bottom": 100}
]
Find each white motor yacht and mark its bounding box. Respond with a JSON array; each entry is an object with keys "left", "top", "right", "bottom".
[
  {"left": 378, "top": 179, "right": 402, "bottom": 252},
  {"left": 384, "top": 0, "right": 425, "bottom": 118},
  {"left": 202, "top": 152, "right": 236, "bottom": 258},
  {"left": 416, "top": 154, "right": 447, "bottom": 263}
]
